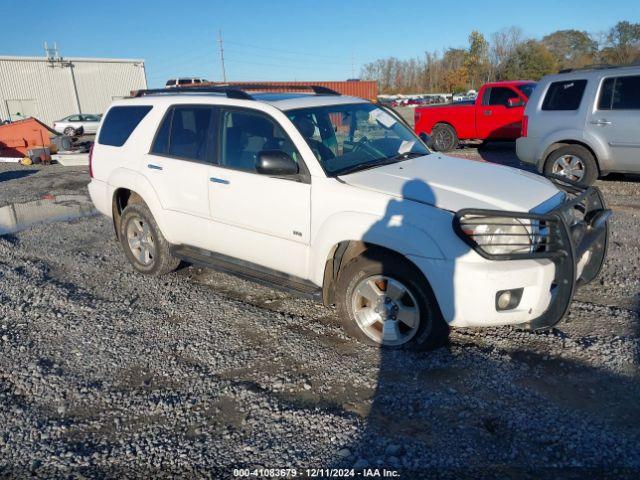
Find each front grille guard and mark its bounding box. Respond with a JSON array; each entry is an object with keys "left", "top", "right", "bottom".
[{"left": 453, "top": 178, "right": 610, "bottom": 329}]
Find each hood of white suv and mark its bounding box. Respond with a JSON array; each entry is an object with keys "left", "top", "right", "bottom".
[{"left": 339, "top": 154, "right": 560, "bottom": 212}]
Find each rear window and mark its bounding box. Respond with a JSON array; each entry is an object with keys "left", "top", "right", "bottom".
[
  {"left": 516, "top": 83, "right": 536, "bottom": 98},
  {"left": 542, "top": 80, "right": 587, "bottom": 111},
  {"left": 98, "top": 106, "right": 152, "bottom": 147},
  {"left": 598, "top": 75, "right": 640, "bottom": 110},
  {"left": 486, "top": 87, "right": 519, "bottom": 106},
  {"left": 151, "top": 105, "right": 215, "bottom": 162}
]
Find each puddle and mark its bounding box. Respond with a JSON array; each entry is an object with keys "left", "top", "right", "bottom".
[{"left": 0, "top": 194, "right": 96, "bottom": 235}]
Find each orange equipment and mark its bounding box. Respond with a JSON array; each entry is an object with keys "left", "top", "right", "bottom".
[{"left": 0, "top": 118, "right": 56, "bottom": 157}]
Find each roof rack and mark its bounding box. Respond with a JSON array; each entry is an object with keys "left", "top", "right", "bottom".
[
  {"left": 132, "top": 86, "right": 253, "bottom": 99},
  {"left": 558, "top": 63, "right": 639, "bottom": 74},
  {"left": 213, "top": 83, "right": 341, "bottom": 96},
  {"left": 132, "top": 84, "right": 341, "bottom": 100}
]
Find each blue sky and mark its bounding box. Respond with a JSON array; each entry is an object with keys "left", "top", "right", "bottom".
[{"left": 2, "top": 0, "right": 637, "bottom": 87}]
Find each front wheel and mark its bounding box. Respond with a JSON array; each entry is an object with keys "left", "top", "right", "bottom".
[
  {"left": 119, "top": 202, "right": 180, "bottom": 276},
  {"left": 63, "top": 127, "right": 76, "bottom": 136},
  {"left": 336, "top": 251, "right": 449, "bottom": 350},
  {"left": 544, "top": 145, "right": 598, "bottom": 186}
]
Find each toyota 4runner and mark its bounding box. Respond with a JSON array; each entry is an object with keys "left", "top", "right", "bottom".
[{"left": 89, "top": 85, "right": 611, "bottom": 350}]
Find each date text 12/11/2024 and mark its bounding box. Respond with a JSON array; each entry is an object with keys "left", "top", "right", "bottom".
[{"left": 233, "top": 468, "right": 401, "bottom": 477}]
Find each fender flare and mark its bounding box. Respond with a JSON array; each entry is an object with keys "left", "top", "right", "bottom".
[
  {"left": 107, "top": 168, "right": 177, "bottom": 244},
  {"left": 310, "top": 211, "right": 445, "bottom": 286}
]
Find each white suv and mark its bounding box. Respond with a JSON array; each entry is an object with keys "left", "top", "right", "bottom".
[{"left": 88, "top": 85, "right": 611, "bottom": 350}]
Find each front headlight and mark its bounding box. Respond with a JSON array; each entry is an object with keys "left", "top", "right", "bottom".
[{"left": 458, "top": 215, "right": 538, "bottom": 255}]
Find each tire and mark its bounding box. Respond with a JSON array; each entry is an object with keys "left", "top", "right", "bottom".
[
  {"left": 119, "top": 202, "right": 180, "bottom": 276},
  {"left": 544, "top": 145, "right": 598, "bottom": 186},
  {"left": 431, "top": 123, "right": 459, "bottom": 152},
  {"left": 336, "top": 250, "right": 449, "bottom": 351},
  {"left": 63, "top": 127, "right": 76, "bottom": 136}
]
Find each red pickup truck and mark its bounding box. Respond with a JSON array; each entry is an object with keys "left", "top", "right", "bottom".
[{"left": 414, "top": 81, "right": 536, "bottom": 151}]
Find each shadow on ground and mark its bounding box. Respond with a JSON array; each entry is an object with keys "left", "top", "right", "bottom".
[
  {"left": 328, "top": 157, "right": 640, "bottom": 477},
  {"left": 0, "top": 169, "right": 37, "bottom": 183}
]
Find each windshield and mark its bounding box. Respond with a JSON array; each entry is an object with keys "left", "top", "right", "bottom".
[
  {"left": 517, "top": 83, "right": 536, "bottom": 98},
  {"left": 286, "top": 103, "right": 429, "bottom": 176}
]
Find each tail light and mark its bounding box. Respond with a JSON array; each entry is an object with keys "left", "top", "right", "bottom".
[
  {"left": 89, "top": 143, "right": 94, "bottom": 178},
  {"left": 521, "top": 115, "right": 529, "bottom": 138}
]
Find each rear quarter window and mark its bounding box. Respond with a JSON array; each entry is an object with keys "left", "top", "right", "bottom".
[
  {"left": 541, "top": 80, "right": 587, "bottom": 111},
  {"left": 98, "top": 106, "right": 152, "bottom": 147},
  {"left": 598, "top": 75, "right": 640, "bottom": 110}
]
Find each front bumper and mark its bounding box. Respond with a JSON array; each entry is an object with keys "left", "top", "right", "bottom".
[
  {"left": 526, "top": 181, "right": 609, "bottom": 329},
  {"left": 410, "top": 254, "right": 556, "bottom": 327},
  {"left": 452, "top": 179, "right": 610, "bottom": 330}
]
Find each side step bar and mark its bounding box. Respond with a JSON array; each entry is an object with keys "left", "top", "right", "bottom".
[{"left": 171, "top": 245, "right": 322, "bottom": 301}]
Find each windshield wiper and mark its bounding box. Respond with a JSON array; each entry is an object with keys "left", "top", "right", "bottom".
[
  {"left": 334, "top": 151, "right": 426, "bottom": 177},
  {"left": 385, "top": 151, "right": 427, "bottom": 162}
]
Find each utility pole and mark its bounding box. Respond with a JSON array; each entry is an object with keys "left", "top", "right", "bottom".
[
  {"left": 351, "top": 52, "right": 355, "bottom": 79},
  {"left": 217, "top": 30, "right": 227, "bottom": 82},
  {"left": 44, "top": 42, "right": 81, "bottom": 113}
]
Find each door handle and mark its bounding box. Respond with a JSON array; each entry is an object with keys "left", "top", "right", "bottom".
[
  {"left": 210, "top": 177, "right": 230, "bottom": 184},
  {"left": 590, "top": 119, "right": 612, "bottom": 126},
  {"left": 147, "top": 164, "right": 163, "bottom": 170},
  {"left": 483, "top": 110, "right": 492, "bottom": 116}
]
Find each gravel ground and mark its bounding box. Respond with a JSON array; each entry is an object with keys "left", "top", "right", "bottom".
[{"left": 0, "top": 149, "right": 639, "bottom": 479}]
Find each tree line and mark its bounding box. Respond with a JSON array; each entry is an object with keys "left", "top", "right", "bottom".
[{"left": 362, "top": 21, "right": 640, "bottom": 94}]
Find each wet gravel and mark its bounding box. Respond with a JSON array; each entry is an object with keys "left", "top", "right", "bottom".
[{"left": 0, "top": 153, "right": 639, "bottom": 479}]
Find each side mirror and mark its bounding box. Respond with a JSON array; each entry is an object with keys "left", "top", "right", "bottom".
[
  {"left": 418, "top": 132, "right": 432, "bottom": 147},
  {"left": 255, "top": 150, "right": 299, "bottom": 176},
  {"left": 508, "top": 98, "right": 525, "bottom": 108}
]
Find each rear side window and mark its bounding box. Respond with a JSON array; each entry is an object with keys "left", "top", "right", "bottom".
[
  {"left": 542, "top": 80, "right": 587, "bottom": 111},
  {"left": 151, "top": 105, "right": 215, "bottom": 162},
  {"left": 98, "top": 106, "right": 152, "bottom": 147},
  {"left": 151, "top": 109, "right": 172, "bottom": 155},
  {"left": 598, "top": 75, "right": 640, "bottom": 110},
  {"left": 485, "top": 87, "right": 519, "bottom": 106}
]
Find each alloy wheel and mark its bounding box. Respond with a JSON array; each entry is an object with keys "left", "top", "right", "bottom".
[
  {"left": 351, "top": 275, "right": 421, "bottom": 346},
  {"left": 434, "top": 128, "right": 453, "bottom": 151},
  {"left": 552, "top": 154, "right": 585, "bottom": 182},
  {"left": 126, "top": 216, "right": 156, "bottom": 266}
]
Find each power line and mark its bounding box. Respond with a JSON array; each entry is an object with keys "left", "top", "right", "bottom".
[
  {"left": 224, "top": 39, "right": 349, "bottom": 60},
  {"left": 223, "top": 57, "right": 342, "bottom": 71},
  {"left": 222, "top": 46, "right": 352, "bottom": 66}
]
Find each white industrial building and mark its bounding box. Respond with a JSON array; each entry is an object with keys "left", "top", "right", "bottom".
[{"left": 0, "top": 55, "right": 147, "bottom": 127}]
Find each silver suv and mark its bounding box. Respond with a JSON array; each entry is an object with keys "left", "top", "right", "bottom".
[{"left": 517, "top": 65, "right": 640, "bottom": 185}]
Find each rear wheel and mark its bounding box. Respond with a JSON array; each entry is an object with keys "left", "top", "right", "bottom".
[
  {"left": 119, "top": 202, "right": 180, "bottom": 276},
  {"left": 431, "top": 123, "right": 459, "bottom": 152},
  {"left": 336, "top": 251, "right": 448, "bottom": 350},
  {"left": 544, "top": 145, "right": 598, "bottom": 186}
]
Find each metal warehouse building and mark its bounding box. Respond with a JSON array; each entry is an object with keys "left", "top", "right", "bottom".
[{"left": 0, "top": 56, "right": 147, "bottom": 127}]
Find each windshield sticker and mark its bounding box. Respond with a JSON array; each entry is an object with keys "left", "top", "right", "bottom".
[
  {"left": 398, "top": 140, "right": 415, "bottom": 154},
  {"left": 369, "top": 108, "right": 397, "bottom": 128}
]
